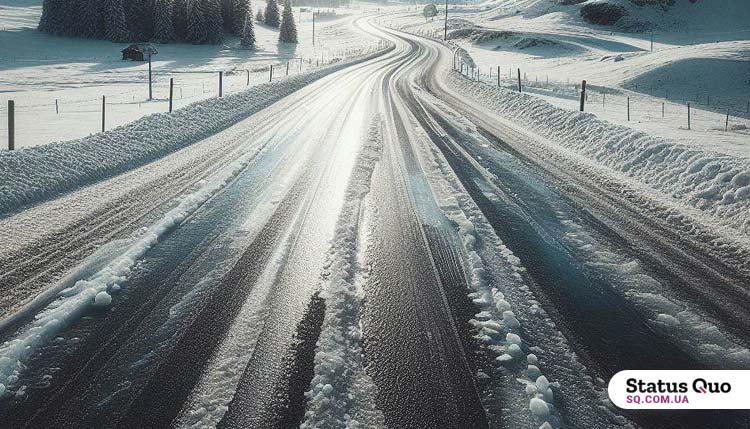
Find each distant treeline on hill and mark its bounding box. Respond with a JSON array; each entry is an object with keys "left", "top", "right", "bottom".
[{"left": 38, "top": 0, "right": 254, "bottom": 44}]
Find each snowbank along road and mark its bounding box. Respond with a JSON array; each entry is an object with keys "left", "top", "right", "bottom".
[{"left": 1, "top": 14, "right": 750, "bottom": 429}]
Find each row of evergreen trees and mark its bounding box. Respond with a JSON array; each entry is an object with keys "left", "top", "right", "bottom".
[{"left": 38, "top": 0, "right": 297, "bottom": 46}]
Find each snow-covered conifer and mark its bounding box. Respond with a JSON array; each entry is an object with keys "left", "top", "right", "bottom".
[
  {"left": 205, "top": 0, "right": 225, "bottom": 44},
  {"left": 264, "top": 0, "right": 279, "bottom": 28},
  {"left": 152, "top": 0, "right": 176, "bottom": 43},
  {"left": 240, "top": 12, "right": 256, "bottom": 49},
  {"left": 278, "top": 0, "right": 297, "bottom": 43},
  {"left": 187, "top": 0, "right": 208, "bottom": 43},
  {"left": 172, "top": 0, "right": 189, "bottom": 39},
  {"left": 105, "top": 0, "right": 130, "bottom": 42}
]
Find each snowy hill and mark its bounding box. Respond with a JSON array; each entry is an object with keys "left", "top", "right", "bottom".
[{"left": 481, "top": 0, "right": 750, "bottom": 33}]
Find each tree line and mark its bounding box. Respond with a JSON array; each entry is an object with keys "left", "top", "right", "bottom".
[{"left": 38, "top": 0, "right": 298, "bottom": 47}]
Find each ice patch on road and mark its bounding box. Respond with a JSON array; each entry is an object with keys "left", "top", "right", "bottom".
[{"left": 301, "top": 116, "right": 385, "bottom": 428}]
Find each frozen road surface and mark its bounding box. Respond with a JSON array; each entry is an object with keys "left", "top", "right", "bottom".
[{"left": 1, "top": 16, "right": 750, "bottom": 429}]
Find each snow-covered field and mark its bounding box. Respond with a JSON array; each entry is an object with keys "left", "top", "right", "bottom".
[
  {"left": 389, "top": 0, "right": 750, "bottom": 158},
  {"left": 0, "top": 1, "right": 380, "bottom": 149}
]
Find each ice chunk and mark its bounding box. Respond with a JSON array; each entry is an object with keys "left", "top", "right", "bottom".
[
  {"left": 527, "top": 365, "right": 541, "bottom": 379},
  {"left": 506, "top": 333, "right": 522, "bottom": 345},
  {"left": 93, "top": 292, "right": 112, "bottom": 307},
  {"left": 508, "top": 343, "right": 523, "bottom": 357},
  {"left": 655, "top": 313, "right": 680, "bottom": 327},
  {"left": 529, "top": 397, "right": 550, "bottom": 417}
]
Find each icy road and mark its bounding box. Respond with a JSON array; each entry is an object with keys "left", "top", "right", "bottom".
[{"left": 1, "top": 16, "right": 750, "bottom": 429}]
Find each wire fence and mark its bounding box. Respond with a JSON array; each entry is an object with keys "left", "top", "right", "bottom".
[
  {"left": 1, "top": 42, "right": 388, "bottom": 149},
  {"left": 456, "top": 63, "right": 750, "bottom": 134}
]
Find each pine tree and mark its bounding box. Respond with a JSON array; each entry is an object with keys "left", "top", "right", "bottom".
[
  {"left": 232, "top": 0, "right": 250, "bottom": 35},
  {"left": 172, "top": 0, "right": 189, "bottom": 39},
  {"left": 256, "top": 8, "right": 264, "bottom": 24},
  {"left": 187, "top": 0, "right": 208, "bottom": 44},
  {"left": 39, "top": 0, "right": 61, "bottom": 35},
  {"left": 77, "top": 0, "right": 105, "bottom": 38},
  {"left": 105, "top": 0, "right": 130, "bottom": 42},
  {"left": 152, "top": 0, "right": 175, "bottom": 43},
  {"left": 264, "top": 0, "right": 279, "bottom": 28},
  {"left": 278, "top": 0, "right": 296, "bottom": 43},
  {"left": 221, "top": 0, "right": 233, "bottom": 32},
  {"left": 205, "top": 0, "right": 225, "bottom": 44},
  {"left": 240, "top": 13, "right": 256, "bottom": 49},
  {"left": 126, "top": 0, "right": 151, "bottom": 41}
]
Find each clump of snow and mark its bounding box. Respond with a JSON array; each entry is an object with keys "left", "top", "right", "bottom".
[
  {"left": 529, "top": 396, "right": 550, "bottom": 417},
  {"left": 93, "top": 291, "right": 112, "bottom": 307},
  {"left": 0, "top": 47, "right": 393, "bottom": 215}
]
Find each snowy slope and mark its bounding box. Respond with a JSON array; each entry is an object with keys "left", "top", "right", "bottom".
[{"left": 481, "top": 0, "right": 750, "bottom": 33}]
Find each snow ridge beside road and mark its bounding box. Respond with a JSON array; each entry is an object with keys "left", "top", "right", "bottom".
[
  {"left": 0, "top": 47, "right": 393, "bottom": 216},
  {"left": 301, "top": 116, "right": 385, "bottom": 429},
  {"left": 446, "top": 70, "right": 750, "bottom": 237}
]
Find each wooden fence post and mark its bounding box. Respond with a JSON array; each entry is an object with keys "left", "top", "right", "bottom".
[
  {"left": 687, "top": 102, "right": 691, "bottom": 130},
  {"left": 661, "top": 102, "right": 664, "bottom": 118},
  {"left": 247, "top": 69, "right": 250, "bottom": 86},
  {"left": 101, "top": 96, "right": 106, "bottom": 132},
  {"left": 517, "top": 68, "right": 522, "bottom": 93},
  {"left": 270, "top": 65, "right": 273, "bottom": 82},
  {"left": 580, "top": 80, "right": 586, "bottom": 112},
  {"left": 55, "top": 99, "right": 59, "bottom": 115},
  {"left": 286, "top": 62, "right": 289, "bottom": 76},
  {"left": 169, "top": 78, "right": 174, "bottom": 113},
  {"left": 7, "top": 100, "right": 13, "bottom": 151},
  {"left": 725, "top": 109, "right": 730, "bottom": 132},
  {"left": 219, "top": 71, "right": 223, "bottom": 97},
  {"left": 497, "top": 66, "right": 500, "bottom": 86},
  {"left": 627, "top": 96, "right": 630, "bottom": 121}
]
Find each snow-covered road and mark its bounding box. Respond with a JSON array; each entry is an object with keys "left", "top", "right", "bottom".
[{"left": 1, "top": 14, "right": 750, "bottom": 429}]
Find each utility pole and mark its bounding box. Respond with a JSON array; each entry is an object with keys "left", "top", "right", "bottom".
[{"left": 444, "top": 0, "right": 448, "bottom": 41}]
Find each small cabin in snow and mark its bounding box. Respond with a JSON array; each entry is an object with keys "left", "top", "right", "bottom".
[{"left": 121, "top": 44, "right": 158, "bottom": 61}]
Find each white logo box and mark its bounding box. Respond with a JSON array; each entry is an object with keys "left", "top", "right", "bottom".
[{"left": 608, "top": 370, "right": 750, "bottom": 409}]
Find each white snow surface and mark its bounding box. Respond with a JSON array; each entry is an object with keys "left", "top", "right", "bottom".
[{"left": 0, "top": 46, "right": 392, "bottom": 214}]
